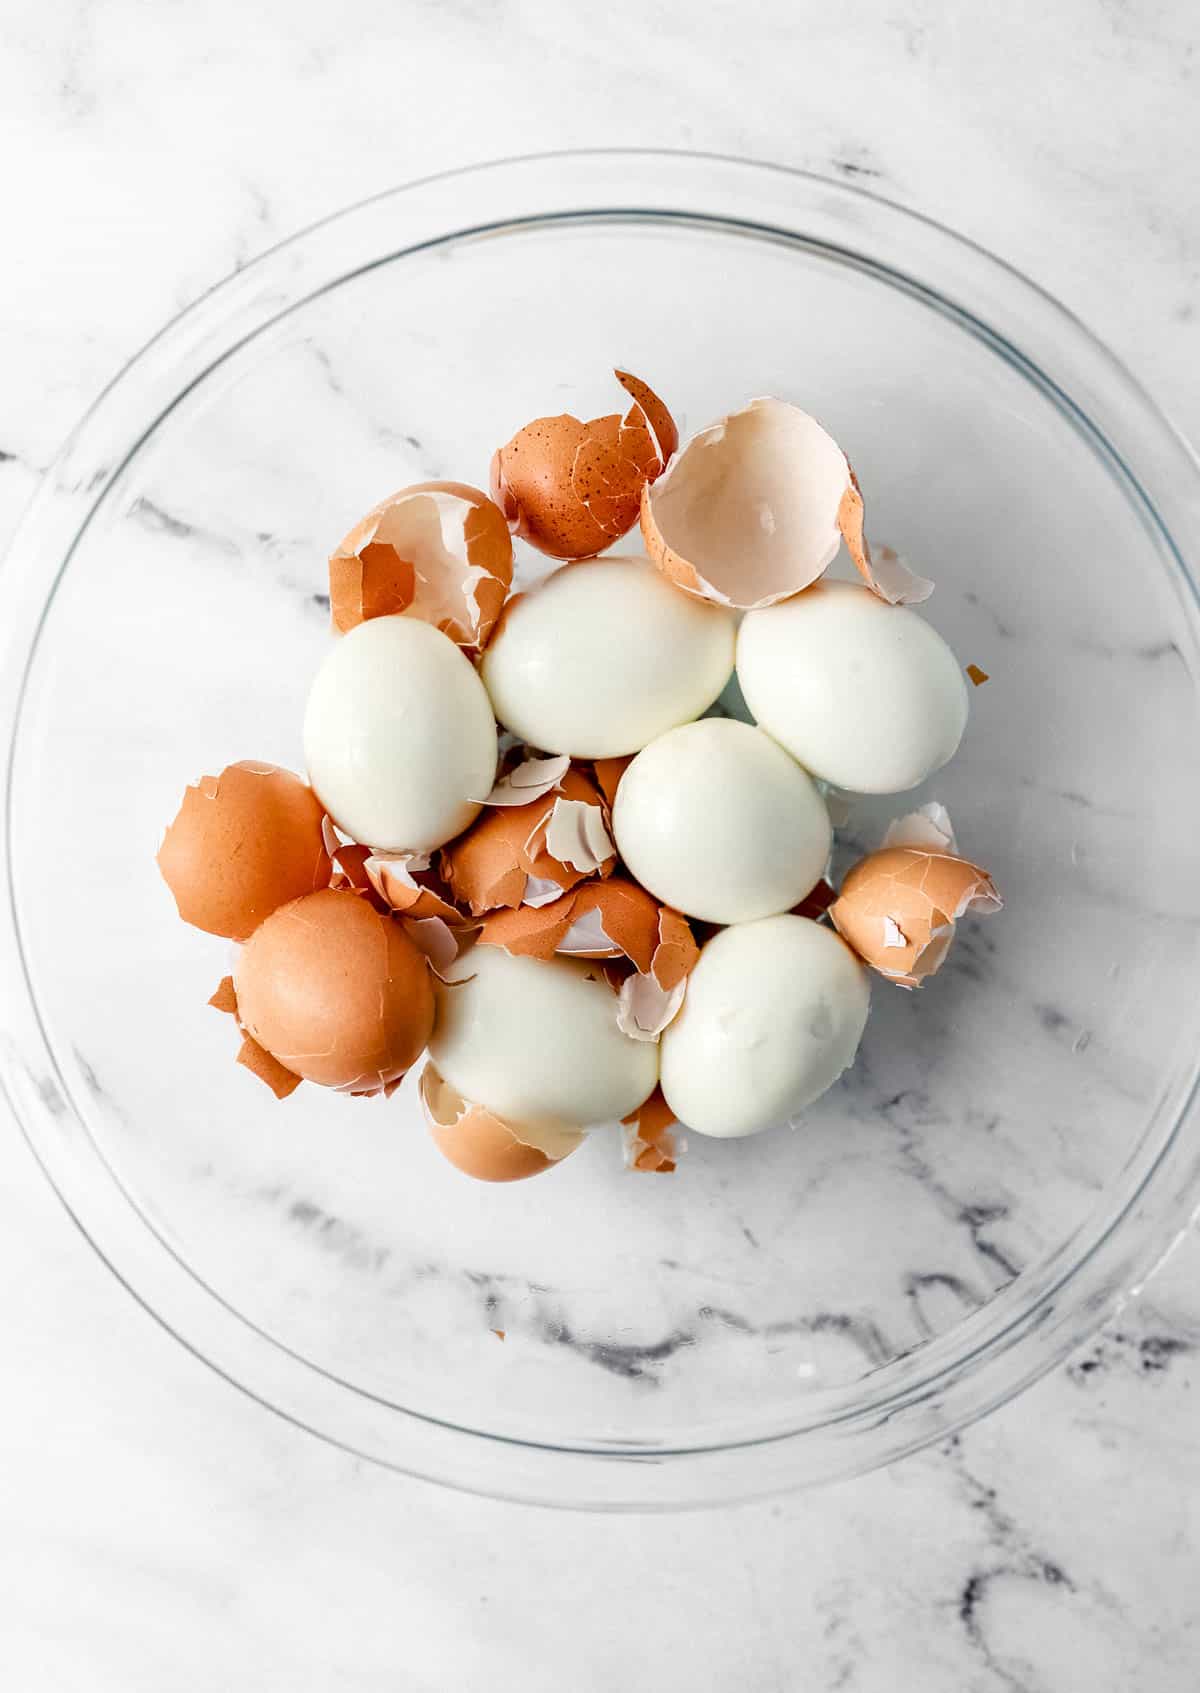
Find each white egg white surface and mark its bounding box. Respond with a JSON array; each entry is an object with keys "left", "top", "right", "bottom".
[
  {"left": 736, "top": 580, "right": 969, "bottom": 793},
  {"left": 303, "top": 615, "right": 497, "bottom": 852},
  {"left": 429, "top": 946, "right": 659, "bottom": 1129},
  {"left": 479, "top": 554, "right": 735, "bottom": 758},
  {"left": 660, "top": 915, "right": 870, "bottom": 1138},
  {"left": 612, "top": 718, "right": 832, "bottom": 923}
]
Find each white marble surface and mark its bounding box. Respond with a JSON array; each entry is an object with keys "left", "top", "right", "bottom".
[{"left": 2, "top": 0, "right": 1200, "bottom": 1685}]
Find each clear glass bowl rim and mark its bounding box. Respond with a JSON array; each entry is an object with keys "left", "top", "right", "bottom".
[{"left": 3, "top": 149, "right": 1200, "bottom": 1509}]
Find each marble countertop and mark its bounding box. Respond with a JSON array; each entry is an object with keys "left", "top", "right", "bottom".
[{"left": 2, "top": 1, "right": 1199, "bottom": 1686}]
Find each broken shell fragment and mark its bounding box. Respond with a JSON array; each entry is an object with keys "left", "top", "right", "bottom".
[
  {"left": 830, "top": 844, "right": 1002, "bottom": 988},
  {"left": 477, "top": 879, "right": 698, "bottom": 1038},
  {"left": 157, "top": 761, "right": 331, "bottom": 942},
  {"left": 419, "top": 1061, "right": 584, "bottom": 1183},
  {"left": 640, "top": 397, "right": 933, "bottom": 608},
  {"left": 621, "top": 1086, "right": 680, "bottom": 1172},
  {"left": 234, "top": 888, "right": 435, "bottom": 1090},
  {"left": 329, "top": 481, "right": 513, "bottom": 649},
  {"left": 489, "top": 369, "right": 676, "bottom": 559},
  {"left": 236, "top": 1032, "right": 303, "bottom": 1100},
  {"left": 480, "top": 752, "right": 570, "bottom": 808},
  {"left": 881, "top": 802, "right": 957, "bottom": 854},
  {"left": 439, "top": 764, "right": 615, "bottom": 916}
]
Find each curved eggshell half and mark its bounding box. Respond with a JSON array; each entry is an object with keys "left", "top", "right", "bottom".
[
  {"left": 329, "top": 481, "right": 513, "bottom": 649},
  {"left": 490, "top": 370, "right": 676, "bottom": 560},
  {"left": 419, "top": 1061, "right": 583, "bottom": 1183},
  {"left": 830, "top": 846, "right": 1002, "bottom": 988},
  {"left": 157, "top": 761, "right": 331, "bottom": 942},
  {"left": 234, "top": 888, "right": 434, "bottom": 1091}
]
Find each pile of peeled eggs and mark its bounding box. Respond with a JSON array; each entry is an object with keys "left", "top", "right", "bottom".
[{"left": 157, "top": 373, "right": 1001, "bottom": 1182}]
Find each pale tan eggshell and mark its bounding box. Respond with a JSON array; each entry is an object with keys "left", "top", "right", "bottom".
[
  {"left": 640, "top": 397, "right": 933, "bottom": 608},
  {"left": 480, "top": 752, "right": 570, "bottom": 807},
  {"left": 419, "top": 1061, "right": 584, "bottom": 1183},
  {"left": 439, "top": 765, "right": 615, "bottom": 916},
  {"left": 621, "top": 1085, "right": 680, "bottom": 1173},
  {"left": 830, "top": 846, "right": 1002, "bottom": 989},
  {"left": 234, "top": 888, "right": 435, "bottom": 1090},
  {"left": 329, "top": 480, "right": 513, "bottom": 649},
  {"left": 157, "top": 761, "right": 331, "bottom": 942},
  {"left": 881, "top": 802, "right": 957, "bottom": 854},
  {"left": 489, "top": 370, "right": 676, "bottom": 560}
]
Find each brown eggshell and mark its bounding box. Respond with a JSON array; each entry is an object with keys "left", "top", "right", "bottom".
[
  {"left": 439, "top": 765, "right": 615, "bottom": 916},
  {"left": 475, "top": 877, "right": 697, "bottom": 1042},
  {"left": 830, "top": 846, "right": 1002, "bottom": 989},
  {"left": 208, "top": 974, "right": 239, "bottom": 1015},
  {"left": 591, "top": 754, "right": 632, "bottom": 813},
  {"left": 490, "top": 370, "right": 676, "bottom": 560},
  {"left": 621, "top": 1086, "right": 679, "bottom": 1172},
  {"left": 234, "top": 888, "right": 435, "bottom": 1090},
  {"left": 236, "top": 1032, "right": 303, "bottom": 1100},
  {"left": 640, "top": 397, "right": 933, "bottom": 609},
  {"left": 419, "top": 1061, "right": 583, "bottom": 1183},
  {"left": 157, "top": 761, "right": 331, "bottom": 942},
  {"left": 329, "top": 481, "right": 513, "bottom": 648},
  {"left": 791, "top": 877, "right": 837, "bottom": 922}
]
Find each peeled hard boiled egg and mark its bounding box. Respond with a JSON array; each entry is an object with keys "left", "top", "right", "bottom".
[
  {"left": 304, "top": 615, "right": 497, "bottom": 851},
  {"left": 660, "top": 915, "right": 869, "bottom": 1138},
  {"left": 429, "top": 946, "right": 659, "bottom": 1129},
  {"left": 479, "top": 555, "right": 735, "bottom": 758},
  {"left": 612, "top": 718, "right": 832, "bottom": 923},
  {"left": 736, "top": 580, "right": 968, "bottom": 793}
]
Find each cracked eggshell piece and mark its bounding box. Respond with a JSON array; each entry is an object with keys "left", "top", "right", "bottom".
[
  {"left": 621, "top": 1087, "right": 680, "bottom": 1172},
  {"left": 429, "top": 946, "right": 659, "bottom": 1131},
  {"left": 612, "top": 718, "right": 832, "bottom": 924},
  {"left": 439, "top": 764, "right": 614, "bottom": 915},
  {"left": 157, "top": 761, "right": 331, "bottom": 942},
  {"left": 329, "top": 481, "right": 513, "bottom": 649},
  {"left": 736, "top": 581, "right": 968, "bottom": 794},
  {"left": 304, "top": 615, "right": 498, "bottom": 852},
  {"left": 641, "top": 396, "right": 932, "bottom": 608},
  {"left": 419, "top": 1061, "right": 583, "bottom": 1182},
  {"left": 479, "top": 555, "right": 735, "bottom": 759},
  {"left": 234, "top": 888, "right": 435, "bottom": 1092},
  {"left": 477, "top": 879, "right": 698, "bottom": 1040},
  {"left": 480, "top": 752, "right": 570, "bottom": 807},
  {"left": 830, "top": 845, "right": 1002, "bottom": 988},
  {"left": 490, "top": 369, "right": 676, "bottom": 559},
  {"left": 660, "top": 915, "right": 870, "bottom": 1139}
]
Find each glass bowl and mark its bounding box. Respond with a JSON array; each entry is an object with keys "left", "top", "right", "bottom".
[{"left": 3, "top": 151, "right": 1200, "bottom": 1510}]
